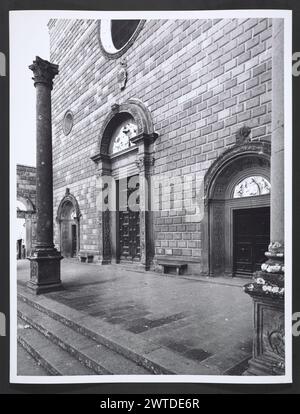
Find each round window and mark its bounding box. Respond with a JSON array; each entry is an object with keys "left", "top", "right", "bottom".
[
  {"left": 62, "top": 110, "right": 74, "bottom": 136},
  {"left": 98, "top": 19, "right": 145, "bottom": 58}
]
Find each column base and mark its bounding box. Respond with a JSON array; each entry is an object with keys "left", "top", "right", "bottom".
[
  {"left": 27, "top": 248, "right": 63, "bottom": 295},
  {"left": 243, "top": 355, "right": 285, "bottom": 376},
  {"left": 27, "top": 280, "right": 64, "bottom": 295},
  {"left": 139, "top": 262, "right": 150, "bottom": 271},
  {"left": 100, "top": 259, "right": 111, "bottom": 265}
]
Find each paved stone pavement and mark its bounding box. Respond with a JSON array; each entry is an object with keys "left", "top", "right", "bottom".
[{"left": 17, "top": 259, "right": 253, "bottom": 373}]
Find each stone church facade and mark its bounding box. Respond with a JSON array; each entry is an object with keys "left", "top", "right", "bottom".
[{"left": 49, "top": 18, "right": 273, "bottom": 277}]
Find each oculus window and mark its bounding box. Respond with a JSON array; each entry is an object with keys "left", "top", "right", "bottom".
[
  {"left": 99, "top": 20, "right": 145, "bottom": 58},
  {"left": 62, "top": 110, "right": 74, "bottom": 136}
]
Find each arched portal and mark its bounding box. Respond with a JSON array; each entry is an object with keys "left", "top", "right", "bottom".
[
  {"left": 91, "top": 99, "right": 157, "bottom": 269},
  {"left": 16, "top": 197, "right": 36, "bottom": 259},
  {"left": 204, "top": 141, "right": 271, "bottom": 278},
  {"left": 56, "top": 189, "right": 81, "bottom": 258}
]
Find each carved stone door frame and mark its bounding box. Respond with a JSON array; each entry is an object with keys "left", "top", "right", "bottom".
[
  {"left": 91, "top": 99, "right": 157, "bottom": 270},
  {"left": 56, "top": 188, "right": 81, "bottom": 258},
  {"left": 203, "top": 141, "right": 271, "bottom": 277}
]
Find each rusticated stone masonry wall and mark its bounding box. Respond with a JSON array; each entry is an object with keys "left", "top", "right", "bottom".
[{"left": 49, "top": 18, "right": 272, "bottom": 267}]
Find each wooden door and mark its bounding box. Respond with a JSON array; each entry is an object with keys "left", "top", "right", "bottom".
[
  {"left": 71, "top": 224, "right": 77, "bottom": 257},
  {"left": 233, "top": 207, "right": 270, "bottom": 277},
  {"left": 118, "top": 176, "right": 140, "bottom": 262},
  {"left": 61, "top": 220, "right": 71, "bottom": 257}
]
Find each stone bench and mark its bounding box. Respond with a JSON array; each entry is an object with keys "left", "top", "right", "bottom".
[
  {"left": 79, "top": 253, "right": 94, "bottom": 263},
  {"left": 158, "top": 261, "right": 188, "bottom": 275}
]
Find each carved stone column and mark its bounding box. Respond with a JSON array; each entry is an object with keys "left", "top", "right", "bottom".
[
  {"left": 91, "top": 153, "right": 112, "bottom": 264},
  {"left": 27, "top": 56, "right": 63, "bottom": 294},
  {"left": 135, "top": 154, "right": 155, "bottom": 270},
  {"left": 244, "top": 20, "right": 285, "bottom": 375},
  {"left": 132, "top": 133, "right": 157, "bottom": 270}
]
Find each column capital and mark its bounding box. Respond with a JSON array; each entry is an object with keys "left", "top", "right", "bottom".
[
  {"left": 29, "top": 56, "right": 59, "bottom": 89},
  {"left": 135, "top": 155, "right": 155, "bottom": 173}
]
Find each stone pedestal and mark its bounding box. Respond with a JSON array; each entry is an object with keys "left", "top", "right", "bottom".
[
  {"left": 244, "top": 272, "right": 285, "bottom": 376},
  {"left": 27, "top": 56, "right": 63, "bottom": 294},
  {"left": 28, "top": 249, "right": 63, "bottom": 294},
  {"left": 244, "top": 19, "right": 285, "bottom": 375}
]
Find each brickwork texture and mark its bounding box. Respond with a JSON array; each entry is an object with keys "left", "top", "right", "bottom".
[{"left": 49, "top": 18, "right": 272, "bottom": 270}]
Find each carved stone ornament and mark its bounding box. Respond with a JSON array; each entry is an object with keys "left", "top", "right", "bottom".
[
  {"left": 267, "top": 241, "right": 284, "bottom": 256},
  {"left": 261, "top": 261, "right": 284, "bottom": 274},
  {"left": 103, "top": 210, "right": 111, "bottom": 259},
  {"left": 135, "top": 156, "right": 155, "bottom": 171},
  {"left": 117, "top": 58, "right": 128, "bottom": 91},
  {"left": 111, "top": 103, "right": 120, "bottom": 113},
  {"left": 29, "top": 56, "right": 59, "bottom": 90},
  {"left": 112, "top": 122, "right": 138, "bottom": 153},
  {"left": 268, "top": 316, "right": 285, "bottom": 359},
  {"left": 260, "top": 241, "right": 285, "bottom": 273},
  {"left": 233, "top": 176, "right": 271, "bottom": 198},
  {"left": 236, "top": 125, "right": 251, "bottom": 144}
]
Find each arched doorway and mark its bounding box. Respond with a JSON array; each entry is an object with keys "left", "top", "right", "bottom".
[
  {"left": 16, "top": 200, "right": 27, "bottom": 259},
  {"left": 56, "top": 189, "right": 81, "bottom": 258},
  {"left": 16, "top": 198, "right": 36, "bottom": 259},
  {"left": 91, "top": 99, "right": 157, "bottom": 269},
  {"left": 204, "top": 141, "right": 271, "bottom": 278}
]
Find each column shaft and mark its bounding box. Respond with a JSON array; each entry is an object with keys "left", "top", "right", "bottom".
[
  {"left": 35, "top": 84, "right": 54, "bottom": 248},
  {"left": 27, "top": 56, "right": 63, "bottom": 294},
  {"left": 270, "top": 19, "right": 284, "bottom": 246}
]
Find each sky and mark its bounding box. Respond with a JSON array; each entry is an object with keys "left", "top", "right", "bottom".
[{"left": 10, "top": 12, "right": 50, "bottom": 167}]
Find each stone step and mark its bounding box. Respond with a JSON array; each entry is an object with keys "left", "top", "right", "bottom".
[
  {"left": 17, "top": 318, "right": 95, "bottom": 376},
  {"left": 17, "top": 289, "right": 221, "bottom": 375},
  {"left": 18, "top": 299, "right": 152, "bottom": 375},
  {"left": 17, "top": 343, "right": 49, "bottom": 376}
]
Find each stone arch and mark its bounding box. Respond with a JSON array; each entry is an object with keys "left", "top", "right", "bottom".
[
  {"left": 16, "top": 196, "right": 36, "bottom": 259},
  {"left": 98, "top": 98, "right": 156, "bottom": 156},
  {"left": 202, "top": 141, "right": 271, "bottom": 277},
  {"left": 204, "top": 141, "right": 271, "bottom": 201},
  {"left": 17, "top": 196, "right": 35, "bottom": 215},
  {"left": 56, "top": 189, "right": 81, "bottom": 258}
]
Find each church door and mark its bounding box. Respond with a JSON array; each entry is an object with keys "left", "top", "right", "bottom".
[
  {"left": 233, "top": 207, "right": 270, "bottom": 277},
  {"left": 118, "top": 176, "right": 140, "bottom": 262}
]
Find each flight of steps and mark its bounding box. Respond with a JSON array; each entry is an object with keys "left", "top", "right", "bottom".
[
  {"left": 17, "top": 297, "right": 153, "bottom": 376},
  {"left": 17, "top": 288, "right": 248, "bottom": 376}
]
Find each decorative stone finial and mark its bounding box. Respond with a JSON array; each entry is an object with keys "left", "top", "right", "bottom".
[{"left": 29, "top": 56, "right": 59, "bottom": 89}]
